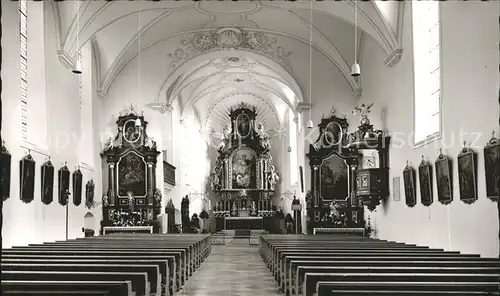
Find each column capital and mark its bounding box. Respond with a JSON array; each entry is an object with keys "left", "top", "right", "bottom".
[
  {"left": 296, "top": 102, "right": 312, "bottom": 113},
  {"left": 145, "top": 102, "right": 173, "bottom": 114}
]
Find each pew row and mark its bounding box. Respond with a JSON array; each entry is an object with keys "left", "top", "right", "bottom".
[
  {"left": 1, "top": 234, "right": 211, "bottom": 296},
  {"left": 259, "top": 235, "right": 500, "bottom": 296}
]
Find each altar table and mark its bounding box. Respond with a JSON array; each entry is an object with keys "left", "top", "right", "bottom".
[
  {"left": 103, "top": 226, "right": 153, "bottom": 235},
  {"left": 225, "top": 217, "right": 263, "bottom": 230}
]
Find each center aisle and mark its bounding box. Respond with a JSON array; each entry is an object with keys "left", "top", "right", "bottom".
[{"left": 177, "top": 239, "right": 281, "bottom": 296}]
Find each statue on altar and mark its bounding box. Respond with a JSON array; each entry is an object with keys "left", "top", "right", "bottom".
[
  {"left": 127, "top": 191, "right": 135, "bottom": 211},
  {"left": 267, "top": 164, "right": 280, "bottom": 189}
]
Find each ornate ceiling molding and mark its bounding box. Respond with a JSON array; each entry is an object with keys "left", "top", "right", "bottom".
[{"left": 167, "top": 27, "right": 294, "bottom": 75}]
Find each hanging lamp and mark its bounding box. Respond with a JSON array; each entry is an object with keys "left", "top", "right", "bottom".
[
  {"left": 307, "top": 1, "right": 314, "bottom": 129},
  {"left": 351, "top": 0, "right": 361, "bottom": 77},
  {"left": 135, "top": 4, "right": 142, "bottom": 128}
]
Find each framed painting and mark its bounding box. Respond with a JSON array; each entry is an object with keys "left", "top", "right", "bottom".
[
  {"left": 403, "top": 162, "right": 416, "bottom": 207},
  {"left": 230, "top": 148, "right": 257, "bottom": 189},
  {"left": 457, "top": 143, "right": 477, "bottom": 204},
  {"left": 484, "top": 131, "right": 500, "bottom": 201},
  {"left": 319, "top": 153, "right": 348, "bottom": 201},
  {"left": 418, "top": 156, "right": 433, "bottom": 206},
  {"left": 117, "top": 151, "right": 147, "bottom": 197},
  {"left": 1, "top": 141, "right": 11, "bottom": 201},
  {"left": 41, "top": 159, "right": 54, "bottom": 205},
  {"left": 435, "top": 149, "right": 453, "bottom": 205},
  {"left": 392, "top": 177, "right": 401, "bottom": 201},
  {"left": 73, "top": 168, "right": 83, "bottom": 206},
  {"left": 58, "top": 164, "right": 71, "bottom": 205},
  {"left": 85, "top": 179, "right": 95, "bottom": 209},
  {"left": 236, "top": 113, "right": 251, "bottom": 139},
  {"left": 19, "top": 152, "right": 35, "bottom": 203}
]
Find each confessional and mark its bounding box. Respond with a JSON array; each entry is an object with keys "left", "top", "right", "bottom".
[
  {"left": 306, "top": 107, "right": 390, "bottom": 235},
  {"left": 210, "top": 103, "right": 278, "bottom": 231},
  {"left": 100, "top": 105, "right": 161, "bottom": 232}
]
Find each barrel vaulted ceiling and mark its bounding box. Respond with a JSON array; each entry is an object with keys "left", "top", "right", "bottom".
[{"left": 53, "top": 1, "right": 404, "bottom": 132}]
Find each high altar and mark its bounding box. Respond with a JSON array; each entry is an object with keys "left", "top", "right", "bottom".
[
  {"left": 100, "top": 105, "right": 162, "bottom": 232},
  {"left": 210, "top": 103, "right": 278, "bottom": 230}
]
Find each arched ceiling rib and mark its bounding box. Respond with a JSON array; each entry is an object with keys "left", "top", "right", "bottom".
[
  {"left": 53, "top": 1, "right": 403, "bottom": 133},
  {"left": 55, "top": 1, "right": 403, "bottom": 89}
]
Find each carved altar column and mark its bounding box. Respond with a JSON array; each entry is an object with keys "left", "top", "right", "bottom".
[
  {"left": 312, "top": 165, "right": 320, "bottom": 207},
  {"left": 108, "top": 162, "right": 116, "bottom": 205},
  {"left": 224, "top": 159, "right": 229, "bottom": 189},
  {"left": 147, "top": 162, "right": 154, "bottom": 205}
]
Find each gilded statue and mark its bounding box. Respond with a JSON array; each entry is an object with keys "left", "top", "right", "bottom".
[
  {"left": 267, "top": 164, "right": 279, "bottom": 188},
  {"left": 102, "top": 195, "right": 109, "bottom": 207}
]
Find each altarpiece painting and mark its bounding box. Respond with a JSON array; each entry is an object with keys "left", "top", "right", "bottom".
[
  {"left": 117, "top": 151, "right": 147, "bottom": 197},
  {"left": 231, "top": 148, "right": 257, "bottom": 189},
  {"left": 484, "top": 131, "right": 499, "bottom": 201},
  {"left": 319, "top": 154, "right": 348, "bottom": 200}
]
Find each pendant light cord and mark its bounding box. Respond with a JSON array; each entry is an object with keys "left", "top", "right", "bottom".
[
  {"left": 308, "top": 1, "right": 313, "bottom": 121},
  {"left": 76, "top": 1, "right": 80, "bottom": 61},
  {"left": 138, "top": 5, "right": 141, "bottom": 112},
  {"left": 354, "top": 0, "right": 358, "bottom": 64}
]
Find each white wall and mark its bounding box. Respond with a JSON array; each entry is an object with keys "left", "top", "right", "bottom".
[
  {"left": 1, "top": 1, "right": 103, "bottom": 247},
  {"left": 360, "top": 1, "right": 499, "bottom": 257}
]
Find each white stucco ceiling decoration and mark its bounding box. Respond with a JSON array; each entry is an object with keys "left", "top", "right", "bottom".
[{"left": 167, "top": 28, "right": 294, "bottom": 75}]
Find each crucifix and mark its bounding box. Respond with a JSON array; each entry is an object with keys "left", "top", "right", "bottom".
[{"left": 353, "top": 103, "right": 374, "bottom": 125}]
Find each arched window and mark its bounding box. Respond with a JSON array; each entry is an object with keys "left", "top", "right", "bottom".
[
  {"left": 412, "top": 0, "right": 441, "bottom": 146},
  {"left": 19, "top": 0, "right": 28, "bottom": 140},
  {"left": 19, "top": 0, "right": 47, "bottom": 151},
  {"left": 289, "top": 111, "right": 298, "bottom": 185}
]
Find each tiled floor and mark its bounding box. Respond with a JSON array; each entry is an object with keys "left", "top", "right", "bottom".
[{"left": 177, "top": 239, "right": 280, "bottom": 296}]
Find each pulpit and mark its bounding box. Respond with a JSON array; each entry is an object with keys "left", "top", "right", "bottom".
[
  {"left": 100, "top": 105, "right": 161, "bottom": 233},
  {"left": 210, "top": 103, "right": 278, "bottom": 231}
]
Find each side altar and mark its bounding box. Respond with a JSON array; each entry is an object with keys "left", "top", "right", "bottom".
[
  {"left": 210, "top": 103, "right": 278, "bottom": 231},
  {"left": 100, "top": 105, "right": 162, "bottom": 233}
]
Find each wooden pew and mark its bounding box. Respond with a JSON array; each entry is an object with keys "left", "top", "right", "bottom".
[
  {"left": 298, "top": 267, "right": 500, "bottom": 296},
  {"left": 288, "top": 258, "right": 499, "bottom": 295},
  {"left": 1, "top": 280, "right": 132, "bottom": 296},
  {"left": 2, "top": 248, "right": 186, "bottom": 286},
  {"left": 315, "top": 281, "right": 500, "bottom": 296},
  {"left": 49, "top": 235, "right": 210, "bottom": 274},
  {"left": 1, "top": 263, "right": 160, "bottom": 296},
  {"left": 259, "top": 235, "right": 500, "bottom": 296},
  {"left": 303, "top": 274, "right": 499, "bottom": 296},
  {"left": 1, "top": 271, "right": 148, "bottom": 296},
  {"left": 2, "top": 258, "right": 170, "bottom": 295},
  {"left": 2, "top": 255, "right": 176, "bottom": 295},
  {"left": 275, "top": 248, "right": 473, "bottom": 288},
  {"left": 3, "top": 234, "right": 210, "bottom": 295}
]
